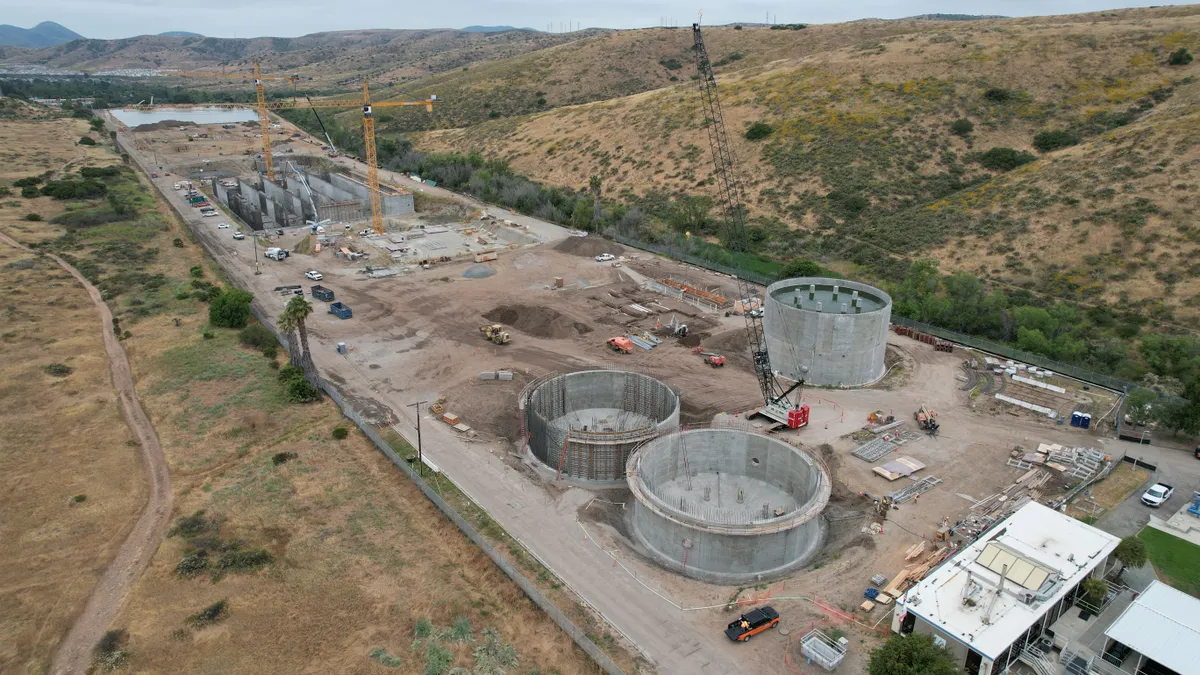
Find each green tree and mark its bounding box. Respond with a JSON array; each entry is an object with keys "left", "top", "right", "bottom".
[
  {"left": 1123, "top": 388, "right": 1157, "bottom": 426},
  {"left": 779, "top": 259, "right": 822, "bottom": 279},
  {"left": 1017, "top": 326, "right": 1052, "bottom": 355},
  {"left": 950, "top": 118, "right": 974, "bottom": 136},
  {"left": 589, "top": 175, "right": 602, "bottom": 224},
  {"left": 1112, "top": 536, "right": 1147, "bottom": 576},
  {"left": 279, "top": 295, "right": 316, "bottom": 379},
  {"left": 1168, "top": 47, "right": 1193, "bottom": 66},
  {"left": 868, "top": 633, "right": 959, "bottom": 675},
  {"left": 667, "top": 195, "right": 713, "bottom": 234},
  {"left": 208, "top": 289, "right": 254, "bottom": 328},
  {"left": 78, "top": 136, "right": 96, "bottom": 146},
  {"left": 571, "top": 197, "right": 594, "bottom": 230},
  {"left": 977, "top": 147, "right": 1036, "bottom": 171},
  {"left": 1033, "top": 129, "right": 1080, "bottom": 153}
]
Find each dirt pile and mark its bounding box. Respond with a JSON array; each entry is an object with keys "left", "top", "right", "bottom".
[
  {"left": 554, "top": 236, "right": 623, "bottom": 258},
  {"left": 131, "top": 119, "right": 195, "bottom": 131},
  {"left": 483, "top": 304, "right": 592, "bottom": 339}
]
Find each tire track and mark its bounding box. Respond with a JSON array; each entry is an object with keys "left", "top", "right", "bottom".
[{"left": 0, "top": 232, "right": 173, "bottom": 675}]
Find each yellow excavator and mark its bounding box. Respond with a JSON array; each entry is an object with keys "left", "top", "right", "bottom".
[{"left": 479, "top": 324, "right": 511, "bottom": 345}]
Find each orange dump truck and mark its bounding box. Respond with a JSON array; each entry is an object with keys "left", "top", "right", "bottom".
[{"left": 607, "top": 337, "right": 634, "bottom": 354}]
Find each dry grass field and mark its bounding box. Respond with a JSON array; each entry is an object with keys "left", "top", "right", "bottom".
[
  {"left": 415, "top": 6, "right": 1200, "bottom": 323},
  {"left": 0, "top": 105, "right": 599, "bottom": 674}
]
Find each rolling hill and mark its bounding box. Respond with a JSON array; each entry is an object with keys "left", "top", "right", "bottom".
[
  {"left": 0, "top": 21, "right": 81, "bottom": 48},
  {"left": 411, "top": 6, "right": 1200, "bottom": 324},
  {"left": 0, "top": 27, "right": 606, "bottom": 89}
]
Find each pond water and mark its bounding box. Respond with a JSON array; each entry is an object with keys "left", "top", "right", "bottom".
[{"left": 110, "top": 107, "right": 260, "bottom": 126}]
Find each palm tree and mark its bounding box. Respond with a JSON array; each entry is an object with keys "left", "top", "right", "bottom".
[
  {"left": 280, "top": 295, "right": 316, "bottom": 377},
  {"left": 589, "top": 175, "right": 602, "bottom": 226}
]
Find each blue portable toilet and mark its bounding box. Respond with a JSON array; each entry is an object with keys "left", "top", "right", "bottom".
[
  {"left": 1071, "top": 412, "right": 1082, "bottom": 427},
  {"left": 1081, "top": 414, "right": 1092, "bottom": 429}
]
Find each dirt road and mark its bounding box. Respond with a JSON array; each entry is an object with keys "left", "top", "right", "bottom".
[{"left": 0, "top": 232, "right": 174, "bottom": 675}]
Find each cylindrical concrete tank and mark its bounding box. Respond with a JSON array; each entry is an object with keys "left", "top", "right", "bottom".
[
  {"left": 763, "top": 277, "right": 892, "bottom": 387},
  {"left": 627, "top": 428, "right": 830, "bottom": 583},
  {"left": 523, "top": 370, "right": 680, "bottom": 483}
]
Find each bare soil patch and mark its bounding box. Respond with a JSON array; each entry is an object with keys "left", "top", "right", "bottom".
[
  {"left": 484, "top": 303, "right": 593, "bottom": 339},
  {"left": 554, "top": 235, "right": 623, "bottom": 258}
]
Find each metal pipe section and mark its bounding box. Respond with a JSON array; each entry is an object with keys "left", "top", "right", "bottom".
[
  {"left": 525, "top": 370, "right": 680, "bottom": 482},
  {"left": 627, "top": 429, "right": 830, "bottom": 583},
  {"left": 763, "top": 277, "right": 892, "bottom": 387}
]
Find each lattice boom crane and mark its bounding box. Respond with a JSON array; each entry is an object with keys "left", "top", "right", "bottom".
[{"left": 691, "top": 22, "right": 808, "bottom": 429}]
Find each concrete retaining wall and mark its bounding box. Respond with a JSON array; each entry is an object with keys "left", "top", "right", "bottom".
[{"left": 763, "top": 277, "right": 891, "bottom": 387}]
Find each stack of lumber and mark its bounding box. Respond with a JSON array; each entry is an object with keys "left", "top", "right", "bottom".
[{"left": 880, "top": 546, "right": 949, "bottom": 599}]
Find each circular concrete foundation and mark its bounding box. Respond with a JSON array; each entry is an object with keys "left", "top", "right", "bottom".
[
  {"left": 627, "top": 428, "right": 830, "bottom": 583},
  {"left": 523, "top": 370, "right": 680, "bottom": 482}
]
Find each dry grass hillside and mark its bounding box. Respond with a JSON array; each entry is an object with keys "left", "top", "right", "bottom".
[
  {"left": 416, "top": 6, "right": 1200, "bottom": 323},
  {"left": 0, "top": 28, "right": 606, "bottom": 90}
]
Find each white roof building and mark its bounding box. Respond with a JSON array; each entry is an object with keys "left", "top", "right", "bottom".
[
  {"left": 1103, "top": 580, "right": 1200, "bottom": 675},
  {"left": 892, "top": 502, "right": 1120, "bottom": 675}
]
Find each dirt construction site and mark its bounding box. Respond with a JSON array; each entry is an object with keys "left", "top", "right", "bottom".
[{"left": 112, "top": 113, "right": 1132, "bottom": 675}]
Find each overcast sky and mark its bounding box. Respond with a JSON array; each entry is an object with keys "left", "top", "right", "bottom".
[{"left": 3, "top": 0, "right": 1186, "bottom": 39}]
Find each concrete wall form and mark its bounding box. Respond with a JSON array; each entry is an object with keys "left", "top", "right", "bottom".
[
  {"left": 763, "top": 277, "right": 892, "bottom": 387},
  {"left": 524, "top": 370, "right": 679, "bottom": 483},
  {"left": 627, "top": 429, "right": 830, "bottom": 583}
]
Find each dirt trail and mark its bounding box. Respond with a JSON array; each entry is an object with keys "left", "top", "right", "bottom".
[{"left": 0, "top": 232, "right": 173, "bottom": 675}]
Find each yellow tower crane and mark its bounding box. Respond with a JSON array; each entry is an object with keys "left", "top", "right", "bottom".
[
  {"left": 155, "top": 59, "right": 299, "bottom": 181},
  {"left": 129, "top": 78, "right": 438, "bottom": 234}
]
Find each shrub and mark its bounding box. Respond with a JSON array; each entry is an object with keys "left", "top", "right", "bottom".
[
  {"left": 189, "top": 265, "right": 204, "bottom": 278},
  {"left": 1168, "top": 47, "right": 1193, "bottom": 66},
  {"left": 208, "top": 289, "right": 254, "bottom": 328},
  {"left": 983, "top": 87, "right": 1015, "bottom": 102},
  {"left": 94, "top": 629, "right": 129, "bottom": 671},
  {"left": 659, "top": 57, "right": 683, "bottom": 70},
  {"left": 0, "top": 187, "right": 9, "bottom": 197},
  {"left": 1033, "top": 129, "right": 1080, "bottom": 153},
  {"left": 950, "top": 118, "right": 974, "bottom": 136},
  {"left": 186, "top": 600, "right": 229, "bottom": 629},
  {"left": 413, "top": 617, "right": 434, "bottom": 639},
  {"left": 272, "top": 451, "right": 298, "bottom": 465},
  {"left": 285, "top": 377, "right": 320, "bottom": 403},
  {"left": 238, "top": 323, "right": 276, "bottom": 350},
  {"left": 369, "top": 648, "right": 404, "bottom": 667},
  {"left": 21, "top": 186, "right": 39, "bottom": 198},
  {"left": 44, "top": 363, "right": 73, "bottom": 377},
  {"left": 73, "top": 494, "right": 87, "bottom": 503},
  {"left": 262, "top": 344, "right": 278, "bottom": 359},
  {"left": 977, "top": 147, "right": 1037, "bottom": 171},
  {"left": 79, "top": 136, "right": 97, "bottom": 146},
  {"left": 172, "top": 237, "right": 184, "bottom": 247},
  {"left": 13, "top": 176, "right": 42, "bottom": 187},
  {"left": 80, "top": 166, "right": 123, "bottom": 178},
  {"left": 202, "top": 330, "right": 214, "bottom": 339},
  {"left": 23, "top": 213, "right": 42, "bottom": 221},
  {"left": 169, "top": 510, "right": 214, "bottom": 538},
  {"left": 216, "top": 548, "right": 273, "bottom": 571},
  {"left": 176, "top": 551, "right": 210, "bottom": 576},
  {"left": 536, "top": 97, "right": 547, "bottom": 106},
  {"left": 744, "top": 122, "right": 775, "bottom": 140},
  {"left": 40, "top": 178, "right": 107, "bottom": 200},
  {"left": 278, "top": 364, "right": 305, "bottom": 382},
  {"left": 779, "top": 260, "right": 823, "bottom": 279},
  {"left": 332, "top": 427, "right": 349, "bottom": 440}
]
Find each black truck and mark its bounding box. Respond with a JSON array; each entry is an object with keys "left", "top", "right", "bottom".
[{"left": 724, "top": 606, "right": 780, "bottom": 642}]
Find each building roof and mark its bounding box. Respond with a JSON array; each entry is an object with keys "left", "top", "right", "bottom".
[
  {"left": 897, "top": 502, "right": 1119, "bottom": 660},
  {"left": 1104, "top": 580, "right": 1200, "bottom": 675}
]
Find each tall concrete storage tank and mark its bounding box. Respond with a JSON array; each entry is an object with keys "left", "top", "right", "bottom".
[{"left": 763, "top": 277, "right": 892, "bottom": 387}]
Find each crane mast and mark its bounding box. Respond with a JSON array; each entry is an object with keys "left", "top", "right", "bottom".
[{"left": 692, "top": 23, "right": 808, "bottom": 428}]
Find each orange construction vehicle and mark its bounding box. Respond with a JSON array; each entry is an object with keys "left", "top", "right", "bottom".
[
  {"left": 704, "top": 354, "right": 725, "bottom": 367},
  {"left": 607, "top": 337, "right": 634, "bottom": 354}
]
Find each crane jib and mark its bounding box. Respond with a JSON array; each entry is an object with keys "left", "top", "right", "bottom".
[{"left": 692, "top": 23, "right": 801, "bottom": 416}]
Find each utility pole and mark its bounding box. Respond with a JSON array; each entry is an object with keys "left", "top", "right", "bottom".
[
  {"left": 253, "top": 232, "right": 261, "bottom": 274},
  {"left": 407, "top": 400, "right": 428, "bottom": 476}
]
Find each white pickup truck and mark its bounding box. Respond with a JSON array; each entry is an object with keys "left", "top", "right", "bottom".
[{"left": 1141, "top": 483, "right": 1174, "bottom": 508}]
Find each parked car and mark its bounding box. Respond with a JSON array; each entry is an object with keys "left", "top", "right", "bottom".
[
  {"left": 217, "top": 223, "right": 230, "bottom": 229},
  {"left": 305, "top": 270, "right": 323, "bottom": 281},
  {"left": 749, "top": 308, "right": 765, "bottom": 318},
  {"left": 202, "top": 211, "right": 219, "bottom": 218},
  {"left": 232, "top": 231, "right": 245, "bottom": 240},
  {"left": 595, "top": 253, "right": 616, "bottom": 262},
  {"left": 1141, "top": 483, "right": 1174, "bottom": 507},
  {"left": 725, "top": 606, "right": 780, "bottom": 642}
]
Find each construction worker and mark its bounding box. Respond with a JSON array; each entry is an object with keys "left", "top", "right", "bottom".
[{"left": 740, "top": 618, "right": 750, "bottom": 631}]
